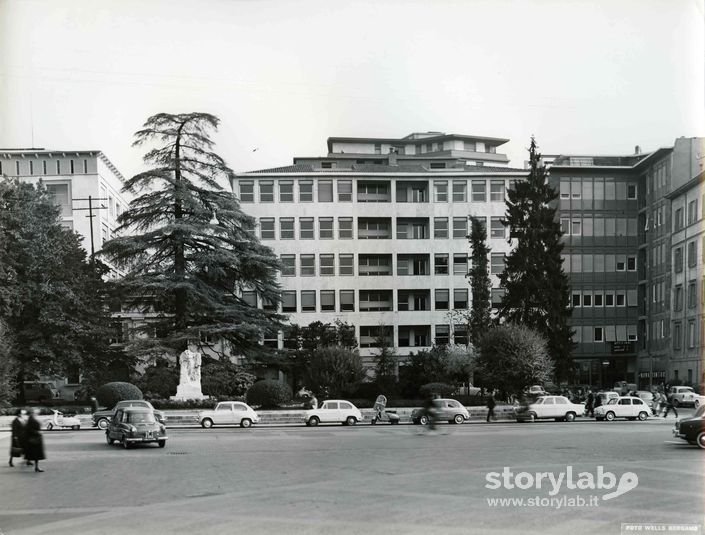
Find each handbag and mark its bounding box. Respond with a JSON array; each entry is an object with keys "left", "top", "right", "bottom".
[{"left": 10, "top": 446, "right": 23, "bottom": 457}]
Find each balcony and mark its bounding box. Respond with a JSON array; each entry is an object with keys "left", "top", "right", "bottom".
[
  {"left": 359, "top": 290, "right": 393, "bottom": 311},
  {"left": 396, "top": 181, "right": 429, "bottom": 203},
  {"left": 398, "top": 290, "right": 431, "bottom": 311},
  {"left": 358, "top": 217, "right": 392, "bottom": 240},
  {"left": 396, "top": 218, "right": 430, "bottom": 240},
  {"left": 398, "top": 325, "right": 431, "bottom": 348},
  {"left": 358, "top": 254, "right": 393, "bottom": 276},
  {"left": 357, "top": 180, "right": 391, "bottom": 203},
  {"left": 397, "top": 254, "right": 430, "bottom": 276}
]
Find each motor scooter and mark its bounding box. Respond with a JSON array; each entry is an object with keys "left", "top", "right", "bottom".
[
  {"left": 46, "top": 409, "right": 81, "bottom": 430},
  {"left": 370, "top": 395, "right": 400, "bottom": 425}
]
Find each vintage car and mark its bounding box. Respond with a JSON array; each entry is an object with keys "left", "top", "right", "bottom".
[
  {"left": 411, "top": 398, "right": 470, "bottom": 425},
  {"left": 106, "top": 407, "right": 167, "bottom": 449},
  {"left": 303, "top": 400, "right": 363, "bottom": 426},
  {"left": 198, "top": 401, "right": 260, "bottom": 428},
  {"left": 594, "top": 396, "right": 650, "bottom": 421},
  {"left": 515, "top": 395, "right": 585, "bottom": 422},
  {"left": 92, "top": 399, "right": 166, "bottom": 429},
  {"left": 668, "top": 386, "right": 697, "bottom": 407},
  {"left": 694, "top": 395, "right": 705, "bottom": 409},
  {"left": 673, "top": 404, "right": 705, "bottom": 448}
]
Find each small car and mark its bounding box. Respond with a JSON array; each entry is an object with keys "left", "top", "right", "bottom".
[
  {"left": 106, "top": 407, "right": 167, "bottom": 449},
  {"left": 668, "top": 386, "right": 697, "bottom": 407},
  {"left": 594, "top": 396, "right": 650, "bottom": 421},
  {"left": 93, "top": 399, "right": 166, "bottom": 430},
  {"left": 198, "top": 401, "right": 260, "bottom": 428},
  {"left": 594, "top": 391, "right": 620, "bottom": 407},
  {"left": 515, "top": 395, "right": 584, "bottom": 422},
  {"left": 673, "top": 404, "right": 705, "bottom": 448},
  {"left": 303, "top": 400, "right": 363, "bottom": 426},
  {"left": 525, "top": 385, "right": 547, "bottom": 396},
  {"left": 411, "top": 398, "right": 470, "bottom": 425},
  {"left": 694, "top": 395, "right": 705, "bottom": 409}
]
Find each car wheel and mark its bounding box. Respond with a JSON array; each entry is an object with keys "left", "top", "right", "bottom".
[
  {"left": 419, "top": 415, "right": 429, "bottom": 426},
  {"left": 672, "top": 399, "right": 680, "bottom": 408},
  {"left": 345, "top": 416, "right": 357, "bottom": 426},
  {"left": 528, "top": 412, "right": 537, "bottom": 422},
  {"left": 240, "top": 419, "right": 252, "bottom": 429},
  {"left": 106, "top": 433, "right": 114, "bottom": 445},
  {"left": 697, "top": 432, "right": 705, "bottom": 449},
  {"left": 201, "top": 418, "right": 213, "bottom": 429},
  {"left": 564, "top": 412, "right": 576, "bottom": 422},
  {"left": 638, "top": 411, "right": 648, "bottom": 421},
  {"left": 158, "top": 440, "right": 166, "bottom": 448},
  {"left": 46, "top": 423, "right": 53, "bottom": 431},
  {"left": 308, "top": 416, "right": 319, "bottom": 427},
  {"left": 453, "top": 414, "right": 465, "bottom": 424},
  {"left": 605, "top": 411, "right": 616, "bottom": 421},
  {"left": 122, "top": 435, "right": 131, "bottom": 449},
  {"left": 97, "top": 418, "right": 109, "bottom": 430},
  {"left": 695, "top": 400, "right": 700, "bottom": 409}
]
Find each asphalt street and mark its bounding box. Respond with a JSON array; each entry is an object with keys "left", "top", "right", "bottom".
[{"left": 0, "top": 414, "right": 702, "bottom": 535}]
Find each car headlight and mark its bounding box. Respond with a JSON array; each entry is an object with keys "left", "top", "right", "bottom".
[{"left": 129, "top": 426, "right": 137, "bottom": 433}]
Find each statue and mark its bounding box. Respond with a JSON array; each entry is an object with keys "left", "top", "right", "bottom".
[{"left": 171, "top": 341, "right": 207, "bottom": 400}]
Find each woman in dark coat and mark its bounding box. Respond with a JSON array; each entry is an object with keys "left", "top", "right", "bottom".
[
  {"left": 24, "top": 408, "right": 46, "bottom": 472},
  {"left": 9, "top": 408, "right": 28, "bottom": 467}
]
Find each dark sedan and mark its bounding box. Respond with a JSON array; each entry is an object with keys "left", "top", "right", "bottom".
[
  {"left": 673, "top": 404, "right": 705, "bottom": 449},
  {"left": 106, "top": 407, "right": 168, "bottom": 449}
]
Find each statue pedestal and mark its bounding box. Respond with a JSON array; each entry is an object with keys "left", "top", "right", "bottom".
[{"left": 171, "top": 383, "right": 207, "bottom": 401}]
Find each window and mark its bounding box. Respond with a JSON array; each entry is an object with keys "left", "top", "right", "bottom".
[
  {"left": 434, "top": 217, "right": 448, "bottom": 239},
  {"left": 571, "top": 220, "right": 581, "bottom": 236},
  {"left": 280, "top": 255, "right": 296, "bottom": 276},
  {"left": 299, "top": 180, "right": 313, "bottom": 202},
  {"left": 319, "top": 218, "right": 334, "bottom": 239},
  {"left": 435, "top": 324, "right": 450, "bottom": 345},
  {"left": 434, "top": 181, "right": 448, "bottom": 202},
  {"left": 560, "top": 181, "right": 570, "bottom": 199},
  {"left": 594, "top": 327, "right": 604, "bottom": 342},
  {"left": 360, "top": 291, "right": 392, "bottom": 312},
  {"left": 301, "top": 291, "right": 316, "bottom": 312},
  {"left": 282, "top": 291, "right": 297, "bottom": 313},
  {"left": 359, "top": 255, "right": 392, "bottom": 276},
  {"left": 627, "top": 289, "right": 637, "bottom": 307},
  {"left": 616, "top": 256, "right": 626, "bottom": 271},
  {"left": 239, "top": 181, "right": 254, "bottom": 202},
  {"left": 572, "top": 293, "right": 581, "bottom": 307},
  {"left": 279, "top": 181, "right": 294, "bottom": 202},
  {"left": 490, "top": 217, "right": 505, "bottom": 239},
  {"left": 339, "top": 254, "right": 354, "bottom": 276},
  {"left": 627, "top": 256, "right": 636, "bottom": 271},
  {"left": 453, "top": 217, "right": 467, "bottom": 239},
  {"left": 259, "top": 182, "right": 274, "bottom": 202},
  {"left": 675, "top": 208, "right": 684, "bottom": 231},
  {"left": 29, "top": 161, "right": 34, "bottom": 175},
  {"left": 45, "top": 183, "right": 71, "bottom": 217},
  {"left": 321, "top": 290, "right": 335, "bottom": 312},
  {"left": 464, "top": 141, "right": 476, "bottom": 152},
  {"left": 56, "top": 160, "right": 61, "bottom": 174},
  {"left": 338, "top": 180, "right": 352, "bottom": 202},
  {"left": 430, "top": 162, "right": 446, "bottom": 169},
  {"left": 374, "top": 143, "right": 382, "bottom": 154},
  {"left": 688, "top": 200, "right": 698, "bottom": 225},
  {"left": 435, "top": 289, "right": 449, "bottom": 310},
  {"left": 490, "top": 253, "right": 505, "bottom": 275},
  {"left": 242, "top": 291, "right": 257, "bottom": 308},
  {"left": 688, "top": 241, "right": 697, "bottom": 267},
  {"left": 83, "top": 159, "right": 88, "bottom": 173},
  {"left": 571, "top": 179, "right": 581, "bottom": 199},
  {"left": 471, "top": 180, "right": 486, "bottom": 202},
  {"left": 340, "top": 290, "right": 355, "bottom": 312},
  {"left": 301, "top": 255, "right": 315, "bottom": 276},
  {"left": 674, "top": 247, "right": 684, "bottom": 273},
  {"left": 616, "top": 292, "right": 626, "bottom": 307},
  {"left": 452, "top": 180, "right": 466, "bottom": 202},
  {"left": 454, "top": 325, "right": 468, "bottom": 345},
  {"left": 491, "top": 288, "right": 505, "bottom": 308},
  {"left": 453, "top": 254, "right": 468, "bottom": 275},
  {"left": 583, "top": 293, "right": 593, "bottom": 307},
  {"left": 280, "top": 218, "right": 295, "bottom": 239},
  {"left": 673, "top": 322, "right": 682, "bottom": 350},
  {"left": 434, "top": 254, "right": 449, "bottom": 275},
  {"left": 453, "top": 289, "right": 468, "bottom": 309},
  {"left": 42, "top": 160, "right": 46, "bottom": 175},
  {"left": 259, "top": 218, "right": 275, "bottom": 240},
  {"left": 490, "top": 181, "right": 504, "bottom": 202},
  {"left": 628, "top": 184, "right": 638, "bottom": 200},
  {"left": 318, "top": 180, "right": 333, "bottom": 202},
  {"left": 320, "top": 254, "right": 335, "bottom": 276},
  {"left": 674, "top": 285, "right": 684, "bottom": 311},
  {"left": 300, "top": 218, "right": 314, "bottom": 239},
  {"left": 338, "top": 217, "right": 353, "bottom": 239},
  {"left": 70, "top": 159, "right": 75, "bottom": 174},
  {"left": 560, "top": 217, "right": 570, "bottom": 234}
]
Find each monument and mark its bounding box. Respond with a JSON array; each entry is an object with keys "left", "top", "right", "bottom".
[{"left": 171, "top": 341, "right": 207, "bottom": 400}]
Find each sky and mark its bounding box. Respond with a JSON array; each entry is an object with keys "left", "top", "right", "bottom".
[{"left": 0, "top": 0, "right": 703, "bottom": 178}]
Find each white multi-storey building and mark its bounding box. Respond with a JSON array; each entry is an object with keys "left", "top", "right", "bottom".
[{"left": 234, "top": 132, "right": 527, "bottom": 370}]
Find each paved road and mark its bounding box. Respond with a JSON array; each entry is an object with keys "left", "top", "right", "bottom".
[{"left": 0, "top": 416, "right": 701, "bottom": 535}]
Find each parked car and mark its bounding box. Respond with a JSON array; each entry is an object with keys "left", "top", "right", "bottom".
[
  {"left": 303, "top": 400, "right": 363, "bottom": 426},
  {"left": 635, "top": 390, "right": 654, "bottom": 404},
  {"left": 525, "top": 385, "right": 547, "bottom": 397},
  {"left": 92, "top": 400, "right": 166, "bottom": 430},
  {"left": 673, "top": 404, "right": 705, "bottom": 448},
  {"left": 694, "top": 395, "right": 705, "bottom": 409},
  {"left": 594, "top": 391, "right": 620, "bottom": 406},
  {"left": 594, "top": 396, "right": 650, "bottom": 421},
  {"left": 411, "top": 398, "right": 470, "bottom": 425},
  {"left": 515, "top": 395, "right": 584, "bottom": 422},
  {"left": 668, "top": 386, "right": 697, "bottom": 407},
  {"left": 613, "top": 381, "right": 638, "bottom": 396},
  {"left": 106, "top": 407, "right": 167, "bottom": 449},
  {"left": 198, "top": 401, "right": 260, "bottom": 428}
]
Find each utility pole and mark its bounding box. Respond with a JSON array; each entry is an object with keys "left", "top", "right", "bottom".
[{"left": 71, "top": 196, "right": 108, "bottom": 259}]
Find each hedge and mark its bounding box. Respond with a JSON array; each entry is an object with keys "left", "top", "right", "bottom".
[
  {"left": 246, "top": 380, "right": 292, "bottom": 409},
  {"left": 95, "top": 382, "right": 143, "bottom": 409}
]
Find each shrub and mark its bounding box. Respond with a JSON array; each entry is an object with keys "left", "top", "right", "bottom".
[
  {"left": 419, "top": 382, "right": 456, "bottom": 398},
  {"left": 201, "top": 356, "right": 256, "bottom": 398},
  {"left": 246, "top": 380, "right": 292, "bottom": 409},
  {"left": 136, "top": 363, "right": 178, "bottom": 399},
  {"left": 95, "top": 382, "right": 143, "bottom": 409}
]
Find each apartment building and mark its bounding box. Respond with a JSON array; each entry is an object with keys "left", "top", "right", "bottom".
[{"left": 234, "top": 132, "right": 526, "bottom": 370}]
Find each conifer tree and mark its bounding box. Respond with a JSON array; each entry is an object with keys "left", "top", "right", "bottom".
[
  {"left": 498, "top": 137, "right": 573, "bottom": 381},
  {"left": 468, "top": 216, "right": 492, "bottom": 346}
]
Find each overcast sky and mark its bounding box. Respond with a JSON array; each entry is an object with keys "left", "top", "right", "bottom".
[{"left": 1, "top": 0, "right": 703, "bottom": 178}]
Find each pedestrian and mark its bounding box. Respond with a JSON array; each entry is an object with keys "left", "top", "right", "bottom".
[
  {"left": 8, "top": 409, "right": 28, "bottom": 467},
  {"left": 585, "top": 390, "right": 594, "bottom": 417},
  {"left": 423, "top": 392, "right": 438, "bottom": 433},
  {"left": 486, "top": 392, "right": 496, "bottom": 422},
  {"left": 24, "top": 408, "right": 46, "bottom": 472},
  {"left": 594, "top": 393, "right": 603, "bottom": 412},
  {"left": 662, "top": 392, "right": 679, "bottom": 419},
  {"left": 651, "top": 391, "right": 661, "bottom": 415}
]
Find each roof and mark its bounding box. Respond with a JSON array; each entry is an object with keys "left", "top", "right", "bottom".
[
  {"left": 327, "top": 132, "right": 510, "bottom": 153},
  {"left": 0, "top": 148, "right": 127, "bottom": 182},
  {"left": 239, "top": 163, "right": 527, "bottom": 175}
]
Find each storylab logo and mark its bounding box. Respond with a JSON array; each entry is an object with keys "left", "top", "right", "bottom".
[{"left": 485, "top": 466, "right": 639, "bottom": 509}]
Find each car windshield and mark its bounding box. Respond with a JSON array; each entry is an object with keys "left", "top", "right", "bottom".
[
  {"left": 127, "top": 413, "right": 156, "bottom": 424},
  {"left": 607, "top": 399, "right": 618, "bottom": 405},
  {"left": 695, "top": 405, "right": 705, "bottom": 418}
]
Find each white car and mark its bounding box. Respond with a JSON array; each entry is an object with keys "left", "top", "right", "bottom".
[
  {"left": 594, "top": 396, "right": 650, "bottom": 421},
  {"left": 668, "top": 386, "right": 697, "bottom": 407},
  {"left": 525, "top": 385, "right": 547, "bottom": 396},
  {"left": 694, "top": 395, "right": 705, "bottom": 409},
  {"left": 516, "top": 395, "right": 585, "bottom": 422},
  {"left": 303, "top": 400, "right": 363, "bottom": 426},
  {"left": 198, "top": 401, "right": 260, "bottom": 428}
]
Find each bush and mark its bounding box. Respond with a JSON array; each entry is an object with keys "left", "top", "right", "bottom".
[
  {"left": 246, "top": 380, "right": 292, "bottom": 409},
  {"left": 136, "top": 364, "right": 178, "bottom": 399},
  {"left": 419, "top": 382, "right": 456, "bottom": 398},
  {"left": 200, "top": 356, "right": 256, "bottom": 399},
  {"left": 148, "top": 398, "right": 218, "bottom": 410},
  {"left": 95, "top": 382, "right": 143, "bottom": 409}
]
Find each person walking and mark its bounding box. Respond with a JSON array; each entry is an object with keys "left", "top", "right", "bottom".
[
  {"left": 662, "top": 392, "right": 679, "bottom": 419},
  {"left": 585, "top": 390, "right": 595, "bottom": 417},
  {"left": 24, "top": 408, "right": 46, "bottom": 472},
  {"left": 8, "top": 409, "right": 28, "bottom": 467},
  {"left": 486, "top": 392, "right": 496, "bottom": 422}
]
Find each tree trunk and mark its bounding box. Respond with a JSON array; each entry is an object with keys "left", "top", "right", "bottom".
[{"left": 173, "top": 120, "right": 187, "bottom": 358}]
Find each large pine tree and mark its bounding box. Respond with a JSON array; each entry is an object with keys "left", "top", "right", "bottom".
[
  {"left": 498, "top": 137, "right": 573, "bottom": 381},
  {"left": 101, "top": 113, "right": 282, "bottom": 359},
  {"left": 468, "top": 216, "right": 492, "bottom": 346}
]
